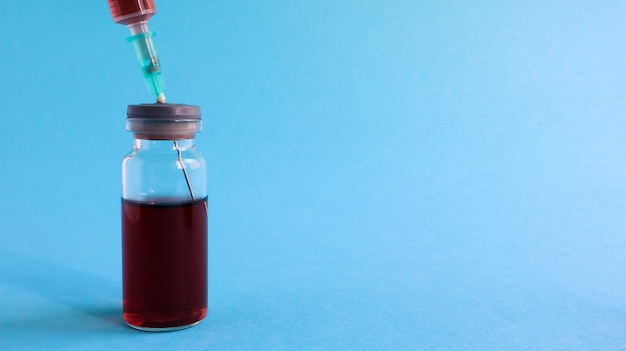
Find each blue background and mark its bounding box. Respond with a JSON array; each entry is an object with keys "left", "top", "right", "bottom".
[{"left": 1, "top": 0, "right": 626, "bottom": 349}]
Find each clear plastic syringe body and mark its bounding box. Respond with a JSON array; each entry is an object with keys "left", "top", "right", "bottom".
[{"left": 108, "top": 0, "right": 166, "bottom": 102}]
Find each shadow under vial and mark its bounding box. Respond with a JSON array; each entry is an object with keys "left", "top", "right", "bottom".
[{"left": 0, "top": 249, "right": 130, "bottom": 335}]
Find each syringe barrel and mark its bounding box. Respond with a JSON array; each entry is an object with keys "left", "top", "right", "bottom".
[{"left": 108, "top": 0, "right": 156, "bottom": 25}]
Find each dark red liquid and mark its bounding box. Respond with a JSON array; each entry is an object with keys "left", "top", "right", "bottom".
[
  {"left": 108, "top": 0, "right": 156, "bottom": 24},
  {"left": 122, "top": 197, "right": 207, "bottom": 329}
]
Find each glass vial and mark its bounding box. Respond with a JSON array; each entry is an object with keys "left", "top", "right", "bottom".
[{"left": 121, "top": 103, "right": 207, "bottom": 331}]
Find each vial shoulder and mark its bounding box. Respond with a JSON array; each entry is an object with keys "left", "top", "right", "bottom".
[{"left": 122, "top": 149, "right": 206, "bottom": 166}]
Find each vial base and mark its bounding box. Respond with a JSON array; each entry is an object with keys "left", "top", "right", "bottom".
[
  {"left": 126, "top": 321, "right": 201, "bottom": 332},
  {"left": 124, "top": 309, "right": 207, "bottom": 331}
]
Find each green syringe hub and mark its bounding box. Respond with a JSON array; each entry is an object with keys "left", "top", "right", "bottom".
[{"left": 127, "top": 31, "right": 166, "bottom": 102}]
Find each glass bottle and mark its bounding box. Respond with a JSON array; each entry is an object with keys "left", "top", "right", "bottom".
[{"left": 121, "top": 103, "right": 207, "bottom": 331}]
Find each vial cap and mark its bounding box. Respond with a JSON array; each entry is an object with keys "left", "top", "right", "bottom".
[{"left": 126, "top": 103, "right": 202, "bottom": 139}]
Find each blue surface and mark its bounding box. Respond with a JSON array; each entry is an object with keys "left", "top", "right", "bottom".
[{"left": 1, "top": 0, "right": 626, "bottom": 349}]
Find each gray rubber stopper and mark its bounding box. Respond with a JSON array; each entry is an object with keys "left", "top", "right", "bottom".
[{"left": 126, "top": 103, "right": 202, "bottom": 139}]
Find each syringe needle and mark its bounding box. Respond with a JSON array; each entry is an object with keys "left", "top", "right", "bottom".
[
  {"left": 157, "top": 92, "right": 166, "bottom": 103},
  {"left": 173, "top": 140, "right": 195, "bottom": 200}
]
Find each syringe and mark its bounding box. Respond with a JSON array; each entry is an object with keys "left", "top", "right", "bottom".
[{"left": 107, "top": 0, "right": 166, "bottom": 103}]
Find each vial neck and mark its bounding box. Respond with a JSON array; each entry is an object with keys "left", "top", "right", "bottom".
[{"left": 134, "top": 138, "right": 196, "bottom": 151}]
